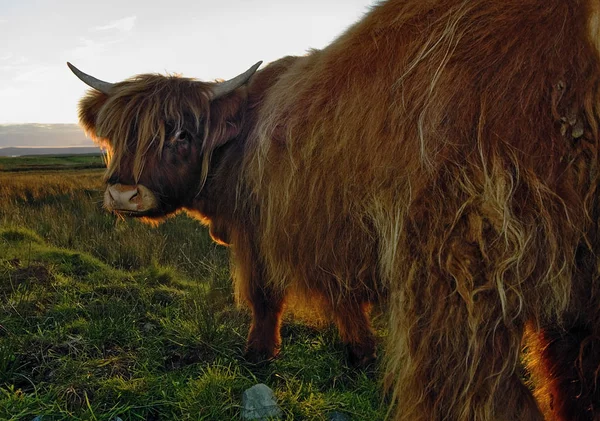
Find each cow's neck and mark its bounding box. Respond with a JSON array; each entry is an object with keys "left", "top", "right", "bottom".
[
  {"left": 185, "top": 134, "right": 246, "bottom": 231},
  {"left": 184, "top": 56, "right": 302, "bottom": 242}
]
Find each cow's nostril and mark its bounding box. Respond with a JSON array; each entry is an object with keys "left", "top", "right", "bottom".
[
  {"left": 107, "top": 186, "right": 119, "bottom": 202},
  {"left": 105, "top": 184, "right": 155, "bottom": 212}
]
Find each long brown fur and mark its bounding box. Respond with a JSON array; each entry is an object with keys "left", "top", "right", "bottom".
[{"left": 75, "top": 0, "right": 600, "bottom": 419}]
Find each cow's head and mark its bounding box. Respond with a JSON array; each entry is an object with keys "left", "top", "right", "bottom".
[{"left": 68, "top": 61, "right": 261, "bottom": 221}]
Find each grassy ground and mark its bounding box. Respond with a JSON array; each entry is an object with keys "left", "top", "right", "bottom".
[
  {"left": 0, "top": 154, "right": 105, "bottom": 172},
  {"left": 0, "top": 157, "right": 386, "bottom": 420}
]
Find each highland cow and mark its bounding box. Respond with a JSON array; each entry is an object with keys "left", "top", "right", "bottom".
[{"left": 69, "top": 0, "right": 600, "bottom": 419}]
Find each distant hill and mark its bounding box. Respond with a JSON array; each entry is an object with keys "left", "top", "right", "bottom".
[{"left": 0, "top": 124, "right": 96, "bottom": 152}]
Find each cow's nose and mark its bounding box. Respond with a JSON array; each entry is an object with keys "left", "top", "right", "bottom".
[{"left": 106, "top": 184, "right": 141, "bottom": 212}]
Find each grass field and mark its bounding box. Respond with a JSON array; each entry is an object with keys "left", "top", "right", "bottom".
[
  {"left": 0, "top": 154, "right": 105, "bottom": 172},
  {"left": 0, "top": 156, "right": 385, "bottom": 420}
]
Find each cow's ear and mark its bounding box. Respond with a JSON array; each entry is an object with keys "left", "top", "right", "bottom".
[
  {"left": 204, "top": 87, "right": 248, "bottom": 151},
  {"left": 77, "top": 89, "right": 109, "bottom": 141}
]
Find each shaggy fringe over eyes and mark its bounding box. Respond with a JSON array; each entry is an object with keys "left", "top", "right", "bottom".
[{"left": 79, "top": 74, "right": 212, "bottom": 184}]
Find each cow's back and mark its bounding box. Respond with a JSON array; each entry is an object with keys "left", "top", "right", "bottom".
[{"left": 242, "top": 0, "right": 600, "bottom": 305}]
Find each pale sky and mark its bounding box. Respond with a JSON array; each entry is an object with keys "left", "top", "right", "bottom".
[{"left": 0, "top": 0, "right": 376, "bottom": 124}]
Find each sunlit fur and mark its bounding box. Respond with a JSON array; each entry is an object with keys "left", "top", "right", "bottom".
[
  {"left": 76, "top": 0, "right": 600, "bottom": 419},
  {"left": 244, "top": 0, "right": 600, "bottom": 420}
]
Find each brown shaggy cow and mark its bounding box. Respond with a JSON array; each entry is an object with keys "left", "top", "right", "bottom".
[{"left": 70, "top": 0, "right": 600, "bottom": 419}]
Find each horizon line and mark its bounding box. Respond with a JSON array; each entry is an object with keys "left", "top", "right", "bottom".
[{"left": 0, "top": 122, "right": 80, "bottom": 126}]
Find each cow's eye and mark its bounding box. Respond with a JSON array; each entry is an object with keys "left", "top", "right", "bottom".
[
  {"left": 176, "top": 130, "right": 188, "bottom": 142},
  {"left": 170, "top": 129, "right": 191, "bottom": 156}
]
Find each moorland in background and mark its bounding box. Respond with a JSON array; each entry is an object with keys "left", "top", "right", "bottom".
[{"left": 0, "top": 155, "right": 385, "bottom": 420}]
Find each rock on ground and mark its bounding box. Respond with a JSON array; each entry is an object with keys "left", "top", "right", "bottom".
[{"left": 241, "top": 383, "right": 282, "bottom": 420}]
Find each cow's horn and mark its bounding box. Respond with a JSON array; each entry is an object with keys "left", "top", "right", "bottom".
[
  {"left": 210, "top": 61, "right": 262, "bottom": 100},
  {"left": 67, "top": 62, "right": 114, "bottom": 94}
]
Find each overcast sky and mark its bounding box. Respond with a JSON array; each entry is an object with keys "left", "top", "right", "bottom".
[{"left": 0, "top": 0, "right": 375, "bottom": 124}]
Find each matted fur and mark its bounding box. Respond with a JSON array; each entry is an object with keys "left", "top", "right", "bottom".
[
  {"left": 243, "top": 0, "right": 600, "bottom": 419},
  {"left": 75, "top": 0, "right": 600, "bottom": 419}
]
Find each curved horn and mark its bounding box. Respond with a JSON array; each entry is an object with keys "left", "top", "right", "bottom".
[
  {"left": 67, "top": 62, "right": 114, "bottom": 94},
  {"left": 209, "top": 61, "right": 262, "bottom": 100}
]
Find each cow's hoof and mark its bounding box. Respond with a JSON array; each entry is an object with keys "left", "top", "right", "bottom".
[
  {"left": 347, "top": 344, "right": 377, "bottom": 373},
  {"left": 243, "top": 346, "right": 279, "bottom": 366}
]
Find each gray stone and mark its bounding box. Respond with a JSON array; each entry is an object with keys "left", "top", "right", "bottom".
[
  {"left": 328, "top": 412, "right": 350, "bottom": 421},
  {"left": 241, "top": 383, "right": 282, "bottom": 420}
]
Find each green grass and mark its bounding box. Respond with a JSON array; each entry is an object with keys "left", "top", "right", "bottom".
[
  {"left": 0, "top": 154, "right": 105, "bottom": 172},
  {"left": 0, "top": 157, "right": 385, "bottom": 420}
]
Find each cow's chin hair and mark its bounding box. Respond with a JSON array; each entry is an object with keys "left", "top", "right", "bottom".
[{"left": 115, "top": 206, "right": 180, "bottom": 227}]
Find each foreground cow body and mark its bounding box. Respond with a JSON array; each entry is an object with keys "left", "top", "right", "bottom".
[{"left": 70, "top": 0, "right": 600, "bottom": 419}]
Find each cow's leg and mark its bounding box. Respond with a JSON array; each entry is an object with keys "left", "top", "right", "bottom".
[
  {"left": 526, "top": 321, "right": 600, "bottom": 421},
  {"left": 389, "top": 270, "right": 543, "bottom": 421},
  {"left": 333, "top": 300, "right": 377, "bottom": 368},
  {"left": 244, "top": 285, "right": 285, "bottom": 363},
  {"left": 387, "top": 200, "right": 545, "bottom": 421},
  {"left": 232, "top": 238, "right": 285, "bottom": 363}
]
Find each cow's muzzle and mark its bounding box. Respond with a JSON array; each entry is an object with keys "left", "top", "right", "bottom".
[{"left": 104, "top": 184, "right": 158, "bottom": 214}]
